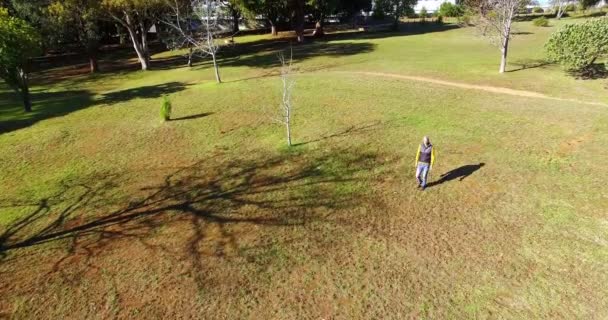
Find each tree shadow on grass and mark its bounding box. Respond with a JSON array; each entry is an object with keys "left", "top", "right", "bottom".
[
  {"left": 0, "top": 147, "right": 391, "bottom": 291},
  {"left": 569, "top": 63, "right": 608, "bottom": 80},
  {"left": 506, "top": 59, "right": 552, "bottom": 73},
  {"left": 0, "top": 82, "right": 190, "bottom": 135},
  {"left": 427, "top": 163, "right": 485, "bottom": 188},
  {"left": 293, "top": 120, "right": 395, "bottom": 147}
]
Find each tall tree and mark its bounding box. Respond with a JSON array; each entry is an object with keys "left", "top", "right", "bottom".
[
  {"left": 0, "top": 8, "right": 42, "bottom": 112},
  {"left": 48, "top": 0, "right": 102, "bottom": 73},
  {"left": 374, "top": 0, "right": 417, "bottom": 30},
  {"left": 221, "top": 0, "right": 243, "bottom": 34},
  {"left": 474, "top": 0, "right": 522, "bottom": 73},
  {"left": 241, "top": 0, "right": 288, "bottom": 36},
  {"left": 291, "top": 0, "right": 305, "bottom": 42},
  {"left": 307, "top": 0, "right": 339, "bottom": 37},
  {"left": 102, "top": 0, "right": 168, "bottom": 70}
]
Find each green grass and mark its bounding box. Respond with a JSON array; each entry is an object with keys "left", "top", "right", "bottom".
[{"left": 1, "top": 18, "right": 608, "bottom": 319}]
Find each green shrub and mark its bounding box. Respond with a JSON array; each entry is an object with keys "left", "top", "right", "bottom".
[
  {"left": 533, "top": 6, "right": 545, "bottom": 13},
  {"left": 160, "top": 95, "right": 172, "bottom": 121},
  {"left": 438, "top": 2, "right": 464, "bottom": 17},
  {"left": 545, "top": 17, "right": 608, "bottom": 72},
  {"left": 565, "top": 4, "right": 576, "bottom": 11},
  {"left": 533, "top": 16, "right": 550, "bottom": 27}
]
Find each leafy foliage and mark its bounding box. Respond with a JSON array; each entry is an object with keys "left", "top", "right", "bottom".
[
  {"left": 438, "top": 2, "right": 464, "bottom": 17},
  {"left": 545, "top": 17, "right": 608, "bottom": 72},
  {"left": 160, "top": 95, "right": 172, "bottom": 121},
  {"left": 533, "top": 16, "right": 549, "bottom": 26}
]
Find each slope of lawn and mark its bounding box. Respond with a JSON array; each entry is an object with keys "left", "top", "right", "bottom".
[{"left": 1, "top": 17, "right": 607, "bottom": 319}]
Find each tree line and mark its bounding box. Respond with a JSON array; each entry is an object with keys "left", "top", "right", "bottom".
[{"left": 2, "top": 0, "right": 372, "bottom": 72}]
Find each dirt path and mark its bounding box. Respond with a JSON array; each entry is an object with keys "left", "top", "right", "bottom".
[{"left": 334, "top": 71, "right": 608, "bottom": 107}]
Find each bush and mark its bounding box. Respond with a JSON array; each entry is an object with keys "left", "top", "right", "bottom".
[
  {"left": 160, "top": 95, "right": 172, "bottom": 121},
  {"left": 533, "top": 16, "right": 550, "bottom": 27},
  {"left": 438, "top": 2, "right": 464, "bottom": 17},
  {"left": 546, "top": 17, "right": 608, "bottom": 72},
  {"left": 565, "top": 4, "right": 576, "bottom": 11},
  {"left": 532, "top": 6, "right": 545, "bottom": 13}
]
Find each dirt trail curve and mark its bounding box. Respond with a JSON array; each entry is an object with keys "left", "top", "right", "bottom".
[{"left": 333, "top": 71, "right": 608, "bottom": 107}]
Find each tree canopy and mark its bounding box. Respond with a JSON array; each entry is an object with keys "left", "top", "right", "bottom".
[{"left": 0, "top": 8, "right": 42, "bottom": 111}]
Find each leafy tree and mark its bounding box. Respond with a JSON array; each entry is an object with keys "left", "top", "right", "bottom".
[
  {"left": 438, "top": 2, "right": 464, "bottom": 16},
  {"left": 47, "top": 0, "right": 102, "bottom": 73},
  {"left": 291, "top": 0, "right": 305, "bottom": 42},
  {"left": 545, "top": 17, "right": 608, "bottom": 74},
  {"left": 307, "top": 0, "right": 339, "bottom": 36},
  {"left": 221, "top": 0, "right": 244, "bottom": 34},
  {"left": 374, "top": 0, "right": 418, "bottom": 29},
  {"left": 241, "top": 0, "right": 288, "bottom": 36},
  {"left": 102, "top": 0, "right": 168, "bottom": 70},
  {"left": 420, "top": 6, "right": 428, "bottom": 22},
  {"left": 0, "top": 8, "right": 41, "bottom": 112}
]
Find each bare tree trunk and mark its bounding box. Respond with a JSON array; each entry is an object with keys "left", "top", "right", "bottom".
[
  {"left": 18, "top": 68, "right": 32, "bottom": 112},
  {"left": 231, "top": 9, "right": 240, "bottom": 34},
  {"left": 187, "top": 46, "right": 193, "bottom": 67},
  {"left": 313, "top": 20, "right": 324, "bottom": 37},
  {"left": 123, "top": 13, "right": 149, "bottom": 70},
  {"left": 140, "top": 22, "right": 150, "bottom": 64},
  {"left": 89, "top": 56, "right": 99, "bottom": 73},
  {"left": 117, "top": 24, "right": 127, "bottom": 46},
  {"left": 294, "top": 0, "right": 305, "bottom": 43},
  {"left": 270, "top": 20, "right": 278, "bottom": 36},
  {"left": 211, "top": 52, "right": 221, "bottom": 83},
  {"left": 499, "top": 34, "right": 509, "bottom": 73},
  {"left": 556, "top": 3, "right": 564, "bottom": 19},
  {"left": 285, "top": 111, "right": 292, "bottom": 146}
]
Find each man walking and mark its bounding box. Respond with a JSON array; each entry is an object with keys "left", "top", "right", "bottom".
[{"left": 415, "top": 136, "right": 435, "bottom": 190}]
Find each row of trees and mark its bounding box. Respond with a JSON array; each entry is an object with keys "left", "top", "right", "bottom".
[{"left": 3, "top": 0, "right": 372, "bottom": 73}]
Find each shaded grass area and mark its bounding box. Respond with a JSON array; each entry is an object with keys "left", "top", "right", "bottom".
[{"left": 1, "top": 17, "right": 608, "bottom": 319}]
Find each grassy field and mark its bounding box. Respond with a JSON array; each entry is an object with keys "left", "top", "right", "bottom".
[{"left": 1, "top": 17, "right": 608, "bottom": 319}]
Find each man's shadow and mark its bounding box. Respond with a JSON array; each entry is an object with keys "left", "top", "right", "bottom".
[{"left": 427, "top": 163, "right": 485, "bottom": 188}]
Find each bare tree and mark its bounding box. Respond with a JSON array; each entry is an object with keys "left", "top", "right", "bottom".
[
  {"left": 475, "top": 0, "right": 522, "bottom": 73},
  {"left": 276, "top": 49, "right": 295, "bottom": 147},
  {"left": 162, "top": 0, "right": 223, "bottom": 83}
]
